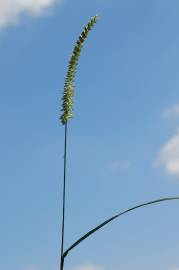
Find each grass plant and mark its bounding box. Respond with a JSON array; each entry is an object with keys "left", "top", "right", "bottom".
[{"left": 59, "top": 15, "right": 179, "bottom": 270}]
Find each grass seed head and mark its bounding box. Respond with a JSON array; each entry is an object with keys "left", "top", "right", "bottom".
[{"left": 60, "top": 15, "right": 100, "bottom": 125}]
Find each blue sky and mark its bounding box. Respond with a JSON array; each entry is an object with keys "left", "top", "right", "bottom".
[{"left": 1, "top": 1, "right": 179, "bottom": 270}]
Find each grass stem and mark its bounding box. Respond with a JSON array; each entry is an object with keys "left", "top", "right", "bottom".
[{"left": 60, "top": 123, "right": 68, "bottom": 270}]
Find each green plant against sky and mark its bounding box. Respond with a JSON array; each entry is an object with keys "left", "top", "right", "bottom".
[{"left": 59, "top": 15, "right": 179, "bottom": 270}]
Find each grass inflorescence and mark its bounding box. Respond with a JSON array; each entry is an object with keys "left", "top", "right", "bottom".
[{"left": 60, "top": 15, "right": 99, "bottom": 125}]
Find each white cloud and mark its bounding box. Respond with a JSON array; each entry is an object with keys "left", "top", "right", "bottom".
[
  {"left": 0, "top": 0, "right": 60, "bottom": 28},
  {"left": 155, "top": 128, "right": 179, "bottom": 177},
  {"left": 162, "top": 103, "right": 179, "bottom": 119},
  {"left": 103, "top": 160, "right": 131, "bottom": 175},
  {"left": 71, "top": 264, "right": 103, "bottom": 270}
]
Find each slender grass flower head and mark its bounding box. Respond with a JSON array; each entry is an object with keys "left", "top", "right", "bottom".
[{"left": 60, "top": 15, "right": 100, "bottom": 125}]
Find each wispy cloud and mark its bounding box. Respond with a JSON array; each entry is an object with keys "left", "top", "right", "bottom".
[
  {"left": 155, "top": 128, "right": 179, "bottom": 177},
  {"left": 0, "top": 0, "right": 61, "bottom": 28},
  {"left": 101, "top": 159, "right": 131, "bottom": 176},
  {"left": 161, "top": 103, "right": 179, "bottom": 119},
  {"left": 23, "top": 267, "right": 38, "bottom": 270},
  {"left": 71, "top": 264, "right": 103, "bottom": 270}
]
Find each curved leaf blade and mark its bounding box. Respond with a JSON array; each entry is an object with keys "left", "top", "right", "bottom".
[{"left": 63, "top": 196, "right": 179, "bottom": 258}]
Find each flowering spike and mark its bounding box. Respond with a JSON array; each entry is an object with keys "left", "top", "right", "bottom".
[{"left": 60, "top": 15, "right": 100, "bottom": 125}]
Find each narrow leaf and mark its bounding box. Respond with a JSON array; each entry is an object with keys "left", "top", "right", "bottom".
[{"left": 63, "top": 196, "right": 179, "bottom": 258}]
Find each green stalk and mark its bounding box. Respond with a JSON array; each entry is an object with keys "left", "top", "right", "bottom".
[
  {"left": 60, "top": 123, "right": 67, "bottom": 270},
  {"left": 59, "top": 16, "right": 99, "bottom": 270}
]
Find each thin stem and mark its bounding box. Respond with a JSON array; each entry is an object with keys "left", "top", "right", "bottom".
[{"left": 60, "top": 123, "right": 68, "bottom": 270}]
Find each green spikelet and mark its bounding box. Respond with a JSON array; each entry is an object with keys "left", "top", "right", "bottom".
[{"left": 60, "top": 15, "right": 100, "bottom": 125}]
